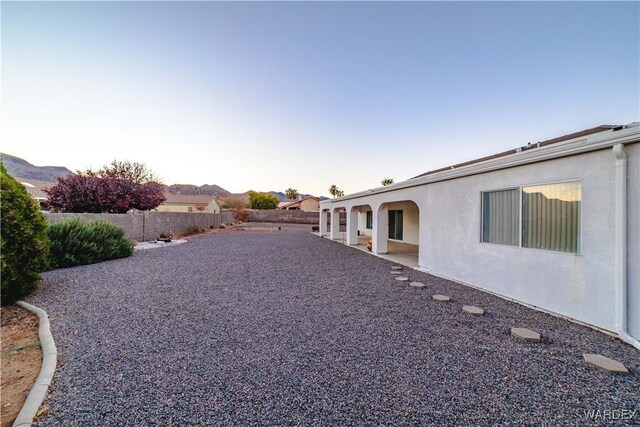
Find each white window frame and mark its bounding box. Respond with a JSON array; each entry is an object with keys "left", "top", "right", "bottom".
[
  {"left": 480, "top": 179, "right": 582, "bottom": 255},
  {"left": 480, "top": 186, "right": 520, "bottom": 247}
]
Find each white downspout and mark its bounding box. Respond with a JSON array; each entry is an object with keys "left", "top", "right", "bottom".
[{"left": 612, "top": 144, "right": 640, "bottom": 350}]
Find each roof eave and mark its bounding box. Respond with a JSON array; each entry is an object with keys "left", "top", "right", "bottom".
[{"left": 321, "top": 125, "right": 639, "bottom": 206}]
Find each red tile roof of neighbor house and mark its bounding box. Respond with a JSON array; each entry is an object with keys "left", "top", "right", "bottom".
[
  {"left": 411, "top": 125, "right": 617, "bottom": 179},
  {"left": 162, "top": 193, "right": 219, "bottom": 205},
  {"left": 280, "top": 196, "right": 320, "bottom": 208}
]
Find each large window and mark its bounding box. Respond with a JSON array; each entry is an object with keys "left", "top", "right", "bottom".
[
  {"left": 522, "top": 182, "right": 581, "bottom": 253},
  {"left": 482, "top": 189, "right": 519, "bottom": 246},
  {"left": 481, "top": 182, "right": 581, "bottom": 253},
  {"left": 366, "top": 211, "right": 372, "bottom": 229}
]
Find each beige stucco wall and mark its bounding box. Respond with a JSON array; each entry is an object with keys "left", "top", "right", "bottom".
[
  {"left": 157, "top": 201, "right": 220, "bottom": 213},
  {"left": 156, "top": 205, "right": 193, "bottom": 213},
  {"left": 321, "top": 140, "right": 640, "bottom": 337},
  {"left": 300, "top": 198, "right": 320, "bottom": 212}
]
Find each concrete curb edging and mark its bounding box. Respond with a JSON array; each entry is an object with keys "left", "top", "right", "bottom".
[{"left": 13, "top": 301, "right": 57, "bottom": 427}]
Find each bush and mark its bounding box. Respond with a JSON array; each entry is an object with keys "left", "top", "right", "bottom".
[
  {"left": 219, "top": 195, "right": 248, "bottom": 210},
  {"left": 180, "top": 226, "right": 205, "bottom": 237},
  {"left": 46, "top": 160, "right": 165, "bottom": 213},
  {"left": 1, "top": 164, "right": 49, "bottom": 305},
  {"left": 48, "top": 219, "right": 134, "bottom": 269},
  {"left": 247, "top": 191, "right": 279, "bottom": 210},
  {"left": 232, "top": 208, "right": 250, "bottom": 222}
]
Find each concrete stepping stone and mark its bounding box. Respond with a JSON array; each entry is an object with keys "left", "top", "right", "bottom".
[
  {"left": 391, "top": 266, "right": 403, "bottom": 271},
  {"left": 390, "top": 271, "right": 402, "bottom": 275},
  {"left": 583, "top": 354, "right": 629, "bottom": 374},
  {"left": 462, "top": 305, "right": 484, "bottom": 316},
  {"left": 511, "top": 327, "right": 541, "bottom": 342},
  {"left": 432, "top": 294, "right": 451, "bottom": 302},
  {"left": 409, "top": 282, "right": 425, "bottom": 288},
  {"left": 395, "top": 276, "right": 409, "bottom": 282}
]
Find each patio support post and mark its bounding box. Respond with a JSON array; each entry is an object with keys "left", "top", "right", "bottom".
[
  {"left": 330, "top": 208, "right": 341, "bottom": 240},
  {"left": 418, "top": 206, "right": 428, "bottom": 269},
  {"left": 372, "top": 204, "right": 388, "bottom": 254},
  {"left": 346, "top": 208, "right": 358, "bottom": 245},
  {"left": 319, "top": 209, "right": 327, "bottom": 237}
]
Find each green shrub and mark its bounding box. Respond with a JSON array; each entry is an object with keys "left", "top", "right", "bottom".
[
  {"left": 248, "top": 191, "right": 279, "bottom": 210},
  {"left": 1, "top": 164, "right": 49, "bottom": 305},
  {"left": 48, "top": 219, "right": 134, "bottom": 269}
]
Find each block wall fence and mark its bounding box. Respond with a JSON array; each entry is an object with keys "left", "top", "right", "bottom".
[
  {"left": 45, "top": 211, "right": 235, "bottom": 241},
  {"left": 247, "top": 210, "right": 319, "bottom": 224}
]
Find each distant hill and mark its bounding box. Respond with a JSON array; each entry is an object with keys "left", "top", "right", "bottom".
[
  {"left": 1, "top": 153, "right": 327, "bottom": 202},
  {"left": 1, "top": 153, "right": 73, "bottom": 182},
  {"left": 166, "top": 183, "right": 232, "bottom": 198}
]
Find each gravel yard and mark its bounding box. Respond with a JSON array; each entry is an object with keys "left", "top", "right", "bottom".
[{"left": 28, "top": 230, "right": 638, "bottom": 426}]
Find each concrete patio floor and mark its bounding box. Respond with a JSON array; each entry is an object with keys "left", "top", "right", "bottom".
[{"left": 317, "top": 233, "right": 420, "bottom": 268}]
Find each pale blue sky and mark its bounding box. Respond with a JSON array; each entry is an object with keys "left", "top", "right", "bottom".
[{"left": 2, "top": 1, "right": 639, "bottom": 196}]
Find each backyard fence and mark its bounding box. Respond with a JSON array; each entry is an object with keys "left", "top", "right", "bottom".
[
  {"left": 247, "top": 210, "right": 319, "bottom": 224},
  {"left": 45, "top": 211, "right": 234, "bottom": 242}
]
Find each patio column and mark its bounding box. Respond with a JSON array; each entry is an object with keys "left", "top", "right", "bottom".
[
  {"left": 346, "top": 208, "right": 358, "bottom": 245},
  {"left": 419, "top": 206, "right": 428, "bottom": 269},
  {"left": 319, "top": 209, "right": 327, "bottom": 236},
  {"left": 330, "top": 208, "right": 341, "bottom": 240},
  {"left": 372, "top": 204, "right": 388, "bottom": 254}
]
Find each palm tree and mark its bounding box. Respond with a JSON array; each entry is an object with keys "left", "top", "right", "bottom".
[
  {"left": 285, "top": 188, "right": 298, "bottom": 201},
  {"left": 328, "top": 185, "right": 341, "bottom": 198},
  {"left": 381, "top": 178, "right": 394, "bottom": 186}
]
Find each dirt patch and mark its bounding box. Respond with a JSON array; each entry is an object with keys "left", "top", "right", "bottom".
[{"left": 1, "top": 305, "right": 42, "bottom": 427}]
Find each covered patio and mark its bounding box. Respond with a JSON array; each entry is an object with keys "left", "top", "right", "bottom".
[{"left": 318, "top": 232, "right": 420, "bottom": 269}]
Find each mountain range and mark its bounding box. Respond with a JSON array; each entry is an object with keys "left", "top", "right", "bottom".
[
  {"left": 1, "top": 153, "right": 74, "bottom": 182},
  {"left": 1, "top": 153, "right": 325, "bottom": 202}
]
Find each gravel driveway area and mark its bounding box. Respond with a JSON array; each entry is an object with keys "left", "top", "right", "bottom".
[{"left": 29, "top": 230, "right": 638, "bottom": 426}]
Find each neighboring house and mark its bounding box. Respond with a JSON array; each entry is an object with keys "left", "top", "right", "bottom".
[
  {"left": 16, "top": 177, "right": 55, "bottom": 204},
  {"left": 319, "top": 123, "right": 640, "bottom": 347},
  {"left": 280, "top": 196, "right": 320, "bottom": 212},
  {"left": 157, "top": 193, "right": 221, "bottom": 213}
]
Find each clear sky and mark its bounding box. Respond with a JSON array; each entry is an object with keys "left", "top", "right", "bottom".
[{"left": 2, "top": 1, "right": 638, "bottom": 197}]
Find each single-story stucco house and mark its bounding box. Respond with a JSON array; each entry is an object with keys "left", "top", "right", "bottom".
[
  {"left": 157, "top": 193, "right": 221, "bottom": 213},
  {"left": 319, "top": 123, "right": 640, "bottom": 349},
  {"left": 279, "top": 196, "right": 320, "bottom": 212}
]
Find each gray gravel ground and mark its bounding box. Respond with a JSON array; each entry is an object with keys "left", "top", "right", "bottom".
[{"left": 29, "top": 230, "right": 639, "bottom": 426}]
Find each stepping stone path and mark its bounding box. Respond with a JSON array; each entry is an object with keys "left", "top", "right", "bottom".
[
  {"left": 432, "top": 294, "right": 451, "bottom": 302},
  {"left": 511, "top": 327, "right": 541, "bottom": 342},
  {"left": 391, "top": 266, "right": 403, "bottom": 271},
  {"left": 395, "top": 277, "right": 409, "bottom": 282},
  {"left": 390, "top": 271, "right": 402, "bottom": 275},
  {"left": 583, "top": 354, "right": 629, "bottom": 374},
  {"left": 462, "top": 305, "right": 484, "bottom": 316},
  {"left": 409, "top": 282, "right": 425, "bottom": 288}
]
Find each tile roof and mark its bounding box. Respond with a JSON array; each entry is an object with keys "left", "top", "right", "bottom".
[
  {"left": 15, "top": 177, "right": 56, "bottom": 200},
  {"left": 280, "top": 196, "right": 320, "bottom": 208},
  {"left": 412, "top": 125, "right": 617, "bottom": 179}
]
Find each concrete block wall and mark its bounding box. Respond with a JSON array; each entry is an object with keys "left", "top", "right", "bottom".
[
  {"left": 45, "top": 211, "right": 235, "bottom": 241},
  {"left": 247, "top": 210, "right": 319, "bottom": 224}
]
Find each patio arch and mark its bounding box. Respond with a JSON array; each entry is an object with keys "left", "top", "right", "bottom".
[
  {"left": 372, "top": 199, "right": 420, "bottom": 267},
  {"left": 347, "top": 204, "right": 373, "bottom": 246}
]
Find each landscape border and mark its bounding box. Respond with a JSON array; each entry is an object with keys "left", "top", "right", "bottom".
[{"left": 13, "top": 302, "right": 57, "bottom": 427}]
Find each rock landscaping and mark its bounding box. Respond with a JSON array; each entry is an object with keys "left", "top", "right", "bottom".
[{"left": 25, "top": 230, "right": 639, "bottom": 425}]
